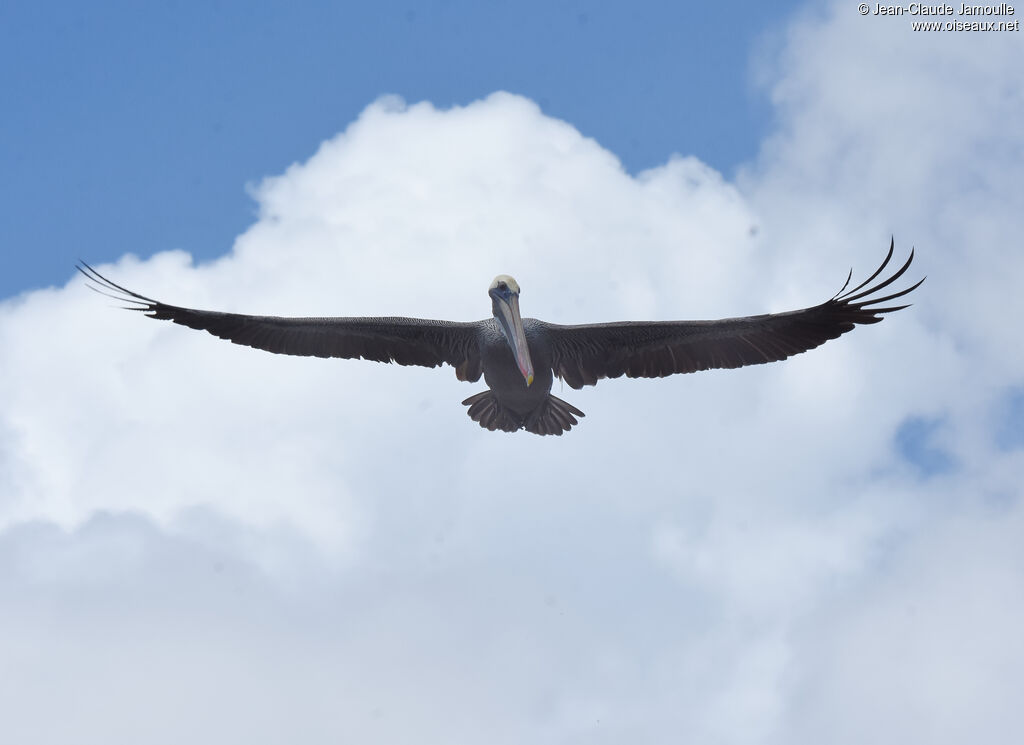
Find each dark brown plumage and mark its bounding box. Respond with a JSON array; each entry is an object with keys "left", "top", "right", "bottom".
[{"left": 78, "top": 239, "right": 922, "bottom": 435}]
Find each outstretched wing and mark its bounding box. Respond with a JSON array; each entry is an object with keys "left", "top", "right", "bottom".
[
  {"left": 77, "top": 263, "right": 486, "bottom": 382},
  {"left": 540, "top": 239, "right": 923, "bottom": 389}
]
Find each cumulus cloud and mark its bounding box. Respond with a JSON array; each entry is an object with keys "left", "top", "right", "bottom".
[{"left": 2, "top": 3, "right": 1022, "bottom": 743}]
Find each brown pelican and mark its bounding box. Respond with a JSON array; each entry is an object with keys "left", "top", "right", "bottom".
[{"left": 78, "top": 239, "right": 921, "bottom": 435}]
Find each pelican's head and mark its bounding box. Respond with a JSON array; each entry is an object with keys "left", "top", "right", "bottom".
[{"left": 489, "top": 275, "right": 534, "bottom": 386}]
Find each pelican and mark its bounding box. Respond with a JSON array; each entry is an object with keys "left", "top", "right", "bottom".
[{"left": 78, "top": 240, "right": 922, "bottom": 435}]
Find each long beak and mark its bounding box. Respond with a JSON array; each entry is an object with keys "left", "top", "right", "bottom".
[{"left": 495, "top": 293, "right": 535, "bottom": 386}]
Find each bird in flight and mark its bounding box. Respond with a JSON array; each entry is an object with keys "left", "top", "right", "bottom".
[{"left": 79, "top": 239, "right": 921, "bottom": 435}]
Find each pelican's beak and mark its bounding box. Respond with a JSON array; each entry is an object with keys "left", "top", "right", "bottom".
[{"left": 495, "top": 292, "right": 535, "bottom": 386}]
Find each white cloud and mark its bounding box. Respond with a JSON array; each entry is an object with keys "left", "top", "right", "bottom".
[{"left": 2, "top": 3, "right": 1022, "bottom": 742}]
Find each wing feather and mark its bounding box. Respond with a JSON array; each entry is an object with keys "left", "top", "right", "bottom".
[
  {"left": 540, "top": 239, "right": 923, "bottom": 389},
  {"left": 77, "top": 263, "right": 485, "bottom": 382}
]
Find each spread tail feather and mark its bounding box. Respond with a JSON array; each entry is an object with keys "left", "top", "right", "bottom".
[
  {"left": 461, "top": 391, "right": 585, "bottom": 435},
  {"left": 462, "top": 391, "right": 522, "bottom": 433}
]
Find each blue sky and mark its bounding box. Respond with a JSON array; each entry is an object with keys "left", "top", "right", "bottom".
[
  {"left": 1, "top": 0, "right": 797, "bottom": 299},
  {"left": 2, "top": 2, "right": 1023, "bottom": 743}
]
